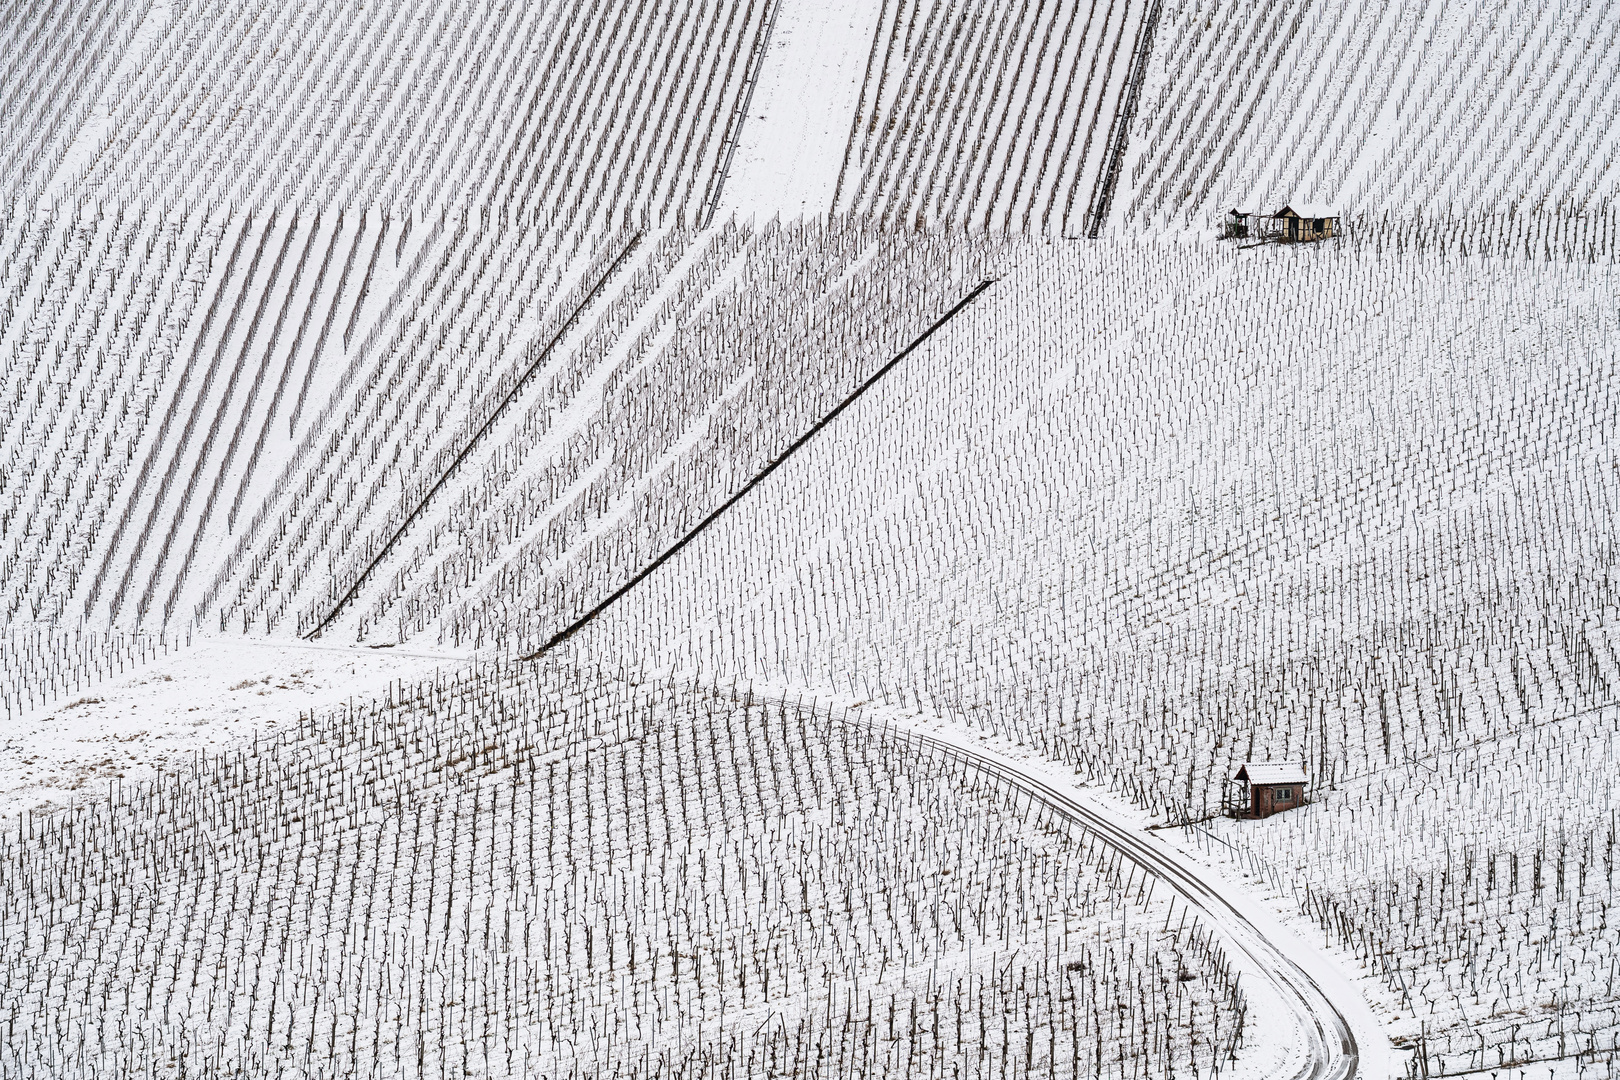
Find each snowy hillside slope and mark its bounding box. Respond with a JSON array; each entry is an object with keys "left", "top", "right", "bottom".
[
  {"left": 202, "top": 221, "right": 990, "bottom": 649},
  {"left": 587, "top": 226, "right": 1620, "bottom": 810},
  {"left": 0, "top": 664, "right": 1248, "bottom": 1078},
  {"left": 1196, "top": 698, "right": 1620, "bottom": 1075},
  {"left": 4, "top": 0, "right": 1620, "bottom": 1077},
  {"left": 724, "top": 0, "right": 1620, "bottom": 235},
  {"left": 1124, "top": 0, "right": 1620, "bottom": 228},
  {"left": 812, "top": 0, "right": 1160, "bottom": 234},
  {"left": 0, "top": 0, "right": 782, "bottom": 638},
  {"left": 0, "top": 0, "right": 154, "bottom": 202},
  {"left": 573, "top": 225, "right": 1620, "bottom": 1075},
  {"left": 9, "top": 0, "right": 1615, "bottom": 648}
]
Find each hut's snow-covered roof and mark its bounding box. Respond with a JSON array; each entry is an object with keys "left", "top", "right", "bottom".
[
  {"left": 1234, "top": 761, "right": 1308, "bottom": 785},
  {"left": 1275, "top": 203, "right": 1337, "bottom": 219}
]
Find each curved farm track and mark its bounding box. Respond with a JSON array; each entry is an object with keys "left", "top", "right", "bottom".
[{"left": 859, "top": 719, "right": 1361, "bottom": 1080}]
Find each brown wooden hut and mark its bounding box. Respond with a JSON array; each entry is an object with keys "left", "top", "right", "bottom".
[
  {"left": 1233, "top": 761, "right": 1307, "bottom": 818},
  {"left": 1272, "top": 204, "right": 1337, "bottom": 241}
]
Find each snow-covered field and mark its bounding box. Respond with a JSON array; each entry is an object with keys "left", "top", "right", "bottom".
[
  {"left": 571, "top": 226, "right": 1620, "bottom": 1076},
  {"left": 1126, "top": 0, "right": 1620, "bottom": 229},
  {"left": 4, "top": 0, "right": 1618, "bottom": 1077},
  {"left": 1, "top": 665, "right": 1248, "bottom": 1077}
]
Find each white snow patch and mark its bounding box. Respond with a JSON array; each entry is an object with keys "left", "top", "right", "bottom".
[
  {"left": 720, "top": 0, "right": 883, "bottom": 222},
  {"left": 0, "top": 637, "right": 465, "bottom": 819}
]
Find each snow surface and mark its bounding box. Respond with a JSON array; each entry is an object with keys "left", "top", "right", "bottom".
[
  {"left": 43, "top": 1, "right": 173, "bottom": 202},
  {"left": 720, "top": 0, "right": 883, "bottom": 222},
  {"left": 5, "top": 0, "right": 1619, "bottom": 1076},
  {"left": 0, "top": 639, "right": 462, "bottom": 819}
]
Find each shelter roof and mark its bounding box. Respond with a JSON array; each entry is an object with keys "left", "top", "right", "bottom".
[
  {"left": 1275, "top": 203, "right": 1337, "bottom": 219},
  {"left": 1234, "top": 761, "right": 1308, "bottom": 785}
]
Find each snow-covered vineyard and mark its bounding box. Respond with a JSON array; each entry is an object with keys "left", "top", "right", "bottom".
[
  {"left": 2, "top": 0, "right": 1618, "bottom": 1077},
  {"left": 1, "top": 665, "right": 1246, "bottom": 1076}
]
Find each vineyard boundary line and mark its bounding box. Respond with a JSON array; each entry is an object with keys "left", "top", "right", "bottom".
[
  {"left": 303, "top": 233, "right": 646, "bottom": 640},
  {"left": 700, "top": 0, "right": 785, "bottom": 228},
  {"left": 1083, "top": 0, "right": 1164, "bottom": 238},
  {"left": 524, "top": 276, "right": 997, "bottom": 659}
]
